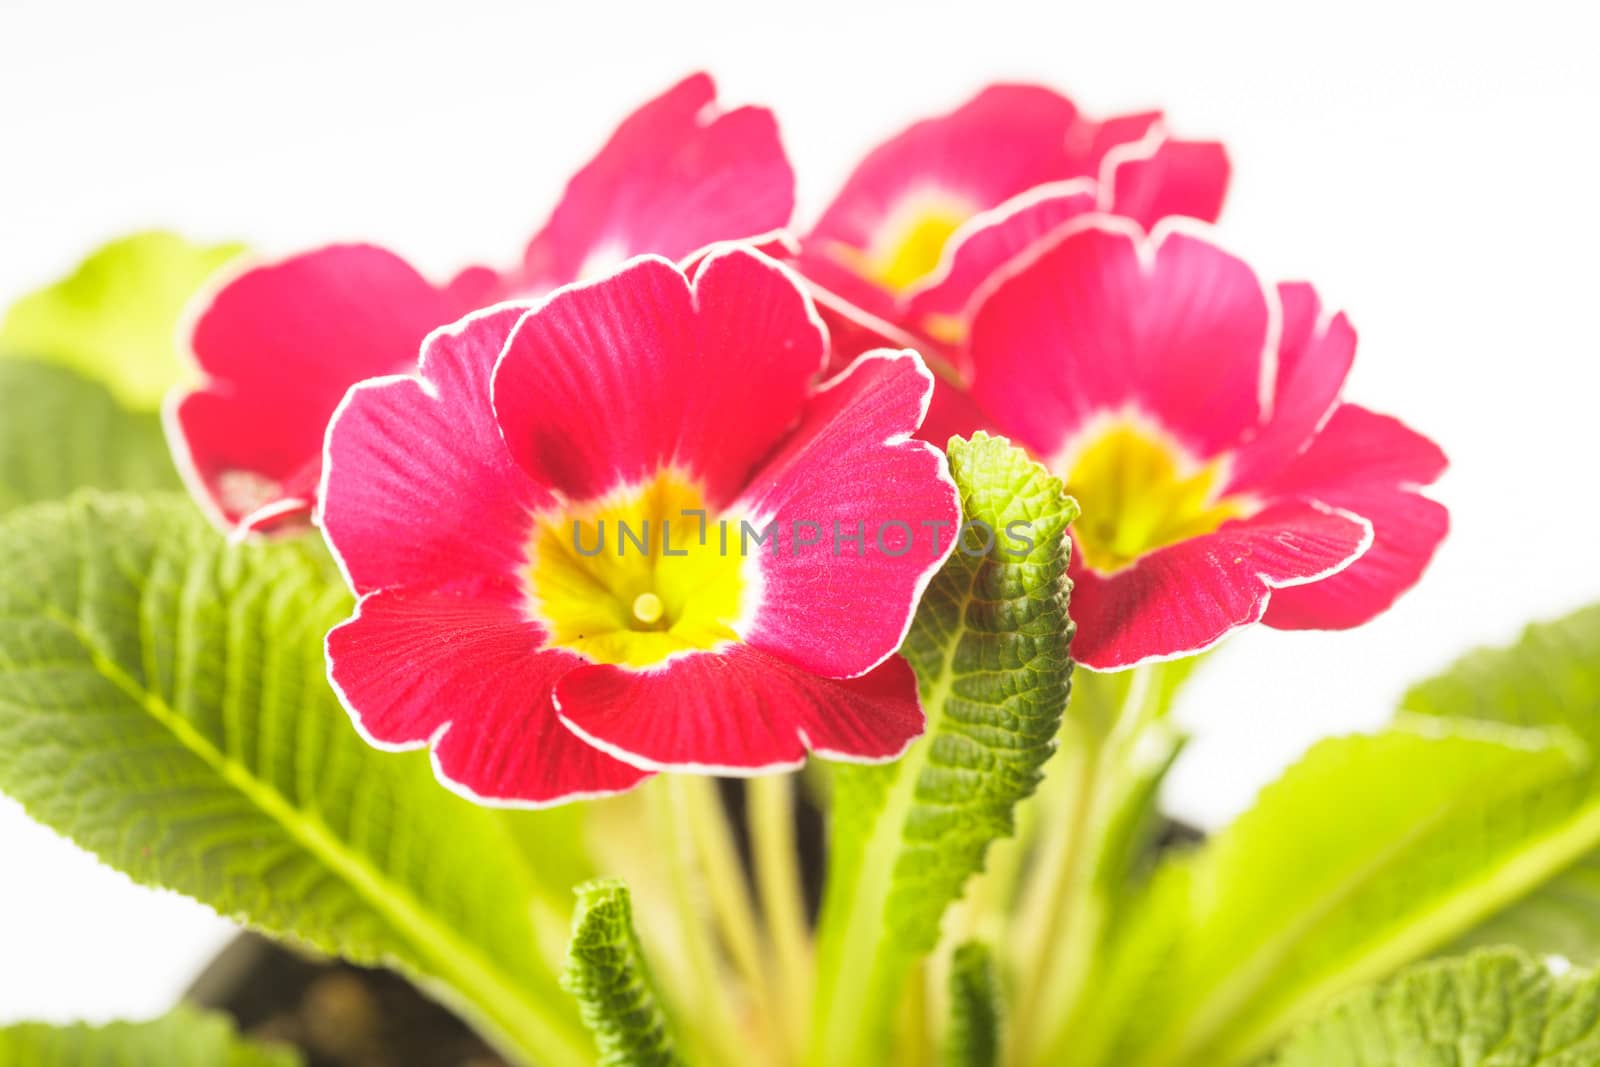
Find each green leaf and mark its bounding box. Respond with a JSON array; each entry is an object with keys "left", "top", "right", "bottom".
[
  {"left": 0, "top": 1003, "right": 301, "bottom": 1066},
  {"left": 1079, "top": 725, "right": 1597, "bottom": 1067},
  {"left": 561, "top": 878, "right": 681, "bottom": 1067},
  {"left": 1449, "top": 852, "right": 1600, "bottom": 966},
  {"left": 0, "top": 231, "right": 243, "bottom": 410},
  {"left": 1069, "top": 603, "right": 1600, "bottom": 1067},
  {"left": 1402, "top": 606, "right": 1600, "bottom": 969},
  {"left": 0, "top": 493, "right": 591, "bottom": 1067},
  {"left": 1269, "top": 948, "right": 1600, "bottom": 1067},
  {"left": 944, "top": 942, "right": 1002, "bottom": 1067},
  {"left": 0, "top": 359, "right": 180, "bottom": 515},
  {"left": 1400, "top": 605, "right": 1600, "bottom": 747},
  {"left": 811, "top": 432, "right": 1077, "bottom": 1067}
]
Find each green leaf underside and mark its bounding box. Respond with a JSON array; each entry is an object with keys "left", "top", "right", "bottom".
[
  {"left": 1403, "top": 606, "right": 1600, "bottom": 969},
  {"left": 1450, "top": 852, "right": 1600, "bottom": 966},
  {"left": 0, "top": 493, "right": 590, "bottom": 1067},
  {"left": 944, "top": 942, "right": 1002, "bottom": 1067},
  {"left": 812, "top": 432, "right": 1077, "bottom": 1066},
  {"left": 1400, "top": 606, "right": 1600, "bottom": 748},
  {"left": 561, "top": 879, "right": 681, "bottom": 1067},
  {"left": 1270, "top": 949, "right": 1600, "bottom": 1067},
  {"left": 1080, "top": 603, "right": 1600, "bottom": 1067},
  {"left": 0, "top": 359, "right": 180, "bottom": 516},
  {"left": 0, "top": 231, "right": 244, "bottom": 410},
  {"left": 0, "top": 1004, "right": 301, "bottom": 1066},
  {"left": 1082, "top": 726, "right": 1593, "bottom": 1066}
]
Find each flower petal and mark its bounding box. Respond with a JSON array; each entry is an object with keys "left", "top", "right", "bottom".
[
  {"left": 1262, "top": 404, "right": 1448, "bottom": 629},
  {"left": 519, "top": 73, "right": 795, "bottom": 294},
  {"left": 1263, "top": 489, "right": 1447, "bottom": 631},
  {"left": 809, "top": 84, "right": 1137, "bottom": 251},
  {"left": 799, "top": 86, "right": 1156, "bottom": 320},
  {"left": 1225, "top": 282, "right": 1357, "bottom": 492},
  {"left": 1069, "top": 499, "right": 1372, "bottom": 669},
  {"left": 171, "top": 244, "right": 464, "bottom": 530},
  {"left": 1268, "top": 402, "right": 1447, "bottom": 491},
  {"left": 735, "top": 351, "right": 961, "bottom": 678},
  {"left": 808, "top": 281, "right": 926, "bottom": 375},
  {"left": 492, "top": 249, "right": 825, "bottom": 507},
  {"left": 1102, "top": 135, "right": 1231, "bottom": 229},
  {"left": 327, "top": 586, "right": 649, "bottom": 805},
  {"left": 903, "top": 182, "right": 1099, "bottom": 349},
  {"left": 794, "top": 283, "right": 993, "bottom": 445},
  {"left": 166, "top": 389, "right": 322, "bottom": 534},
  {"left": 186, "top": 244, "right": 453, "bottom": 386},
  {"left": 920, "top": 377, "right": 998, "bottom": 448},
  {"left": 968, "top": 219, "right": 1273, "bottom": 460},
  {"left": 555, "top": 646, "right": 924, "bottom": 772},
  {"left": 319, "top": 304, "right": 553, "bottom": 596}
]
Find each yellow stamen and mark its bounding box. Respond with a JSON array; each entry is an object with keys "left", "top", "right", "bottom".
[
  {"left": 871, "top": 212, "right": 967, "bottom": 292},
  {"left": 631, "top": 592, "right": 665, "bottom": 626},
  {"left": 832, "top": 193, "right": 977, "bottom": 294},
  {"left": 525, "top": 472, "right": 747, "bottom": 668},
  {"left": 1063, "top": 421, "right": 1252, "bottom": 574}
]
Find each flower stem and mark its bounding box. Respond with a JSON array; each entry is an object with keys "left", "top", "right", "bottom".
[
  {"left": 1007, "top": 664, "right": 1168, "bottom": 1067},
  {"left": 896, "top": 959, "right": 933, "bottom": 1064},
  {"left": 680, "top": 777, "right": 784, "bottom": 1039},
  {"left": 750, "top": 773, "right": 814, "bottom": 1059},
  {"left": 658, "top": 775, "right": 749, "bottom": 1067},
  {"left": 1007, "top": 727, "right": 1104, "bottom": 1067}
]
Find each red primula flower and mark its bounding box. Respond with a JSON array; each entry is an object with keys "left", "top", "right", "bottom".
[
  {"left": 167, "top": 72, "right": 794, "bottom": 535},
  {"left": 963, "top": 217, "right": 1447, "bottom": 669},
  {"left": 791, "top": 83, "right": 1230, "bottom": 443},
  {"left": 319, "top": 247, "right": 960, "bottom": 805}
]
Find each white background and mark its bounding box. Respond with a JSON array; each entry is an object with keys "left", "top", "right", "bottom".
[{"left": 2, "top": 0, "right": 1597, "bottom": 1025}]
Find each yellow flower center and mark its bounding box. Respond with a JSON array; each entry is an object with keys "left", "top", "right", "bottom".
[
  {"left": 1063, "top": 422, "right": 1252, "bottom": 574},
  {"left": 835, "top": 194, "right": 976, "bottom": 294},
  {"left": 526, "top": 472, "right": 749, "bottom": 668}
]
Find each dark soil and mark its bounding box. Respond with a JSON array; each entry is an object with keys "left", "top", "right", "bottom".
[{"left": 185, "top": 934, "right": 508, "bottom": 1067}]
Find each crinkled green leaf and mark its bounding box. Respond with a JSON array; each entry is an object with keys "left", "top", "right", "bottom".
[
  {"left": 812, "top": 432, "right": 1077, "bottom": 1067},
  {"left": 0, "top": 231, "right": 243, "bottom": 410},
  {"left": 0, "top": 359, "right": 179, "bottom": 515},
  {"left": 944, "top": 942, "right": 1002, "bottom": 1067},
  {"left": 0, "top": 493, "right": 590, "bottom": 1067},
  {"left": 0, "top": 1004, "right": 301, "bottom": 1066},
  {"left": 1270, "top": 948, "right": 1600, "bottom": 1067},
  {"left": 561, "top": 879, "right": 681, "bottom": 1067},
  {"left": 1079, "top": 726, "right": 1594, "bottom": 1067}
]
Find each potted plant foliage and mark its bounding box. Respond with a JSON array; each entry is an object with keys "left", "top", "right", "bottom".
[{"left": 3, "top": 74, "right": 1597, "bottom": 1067}]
